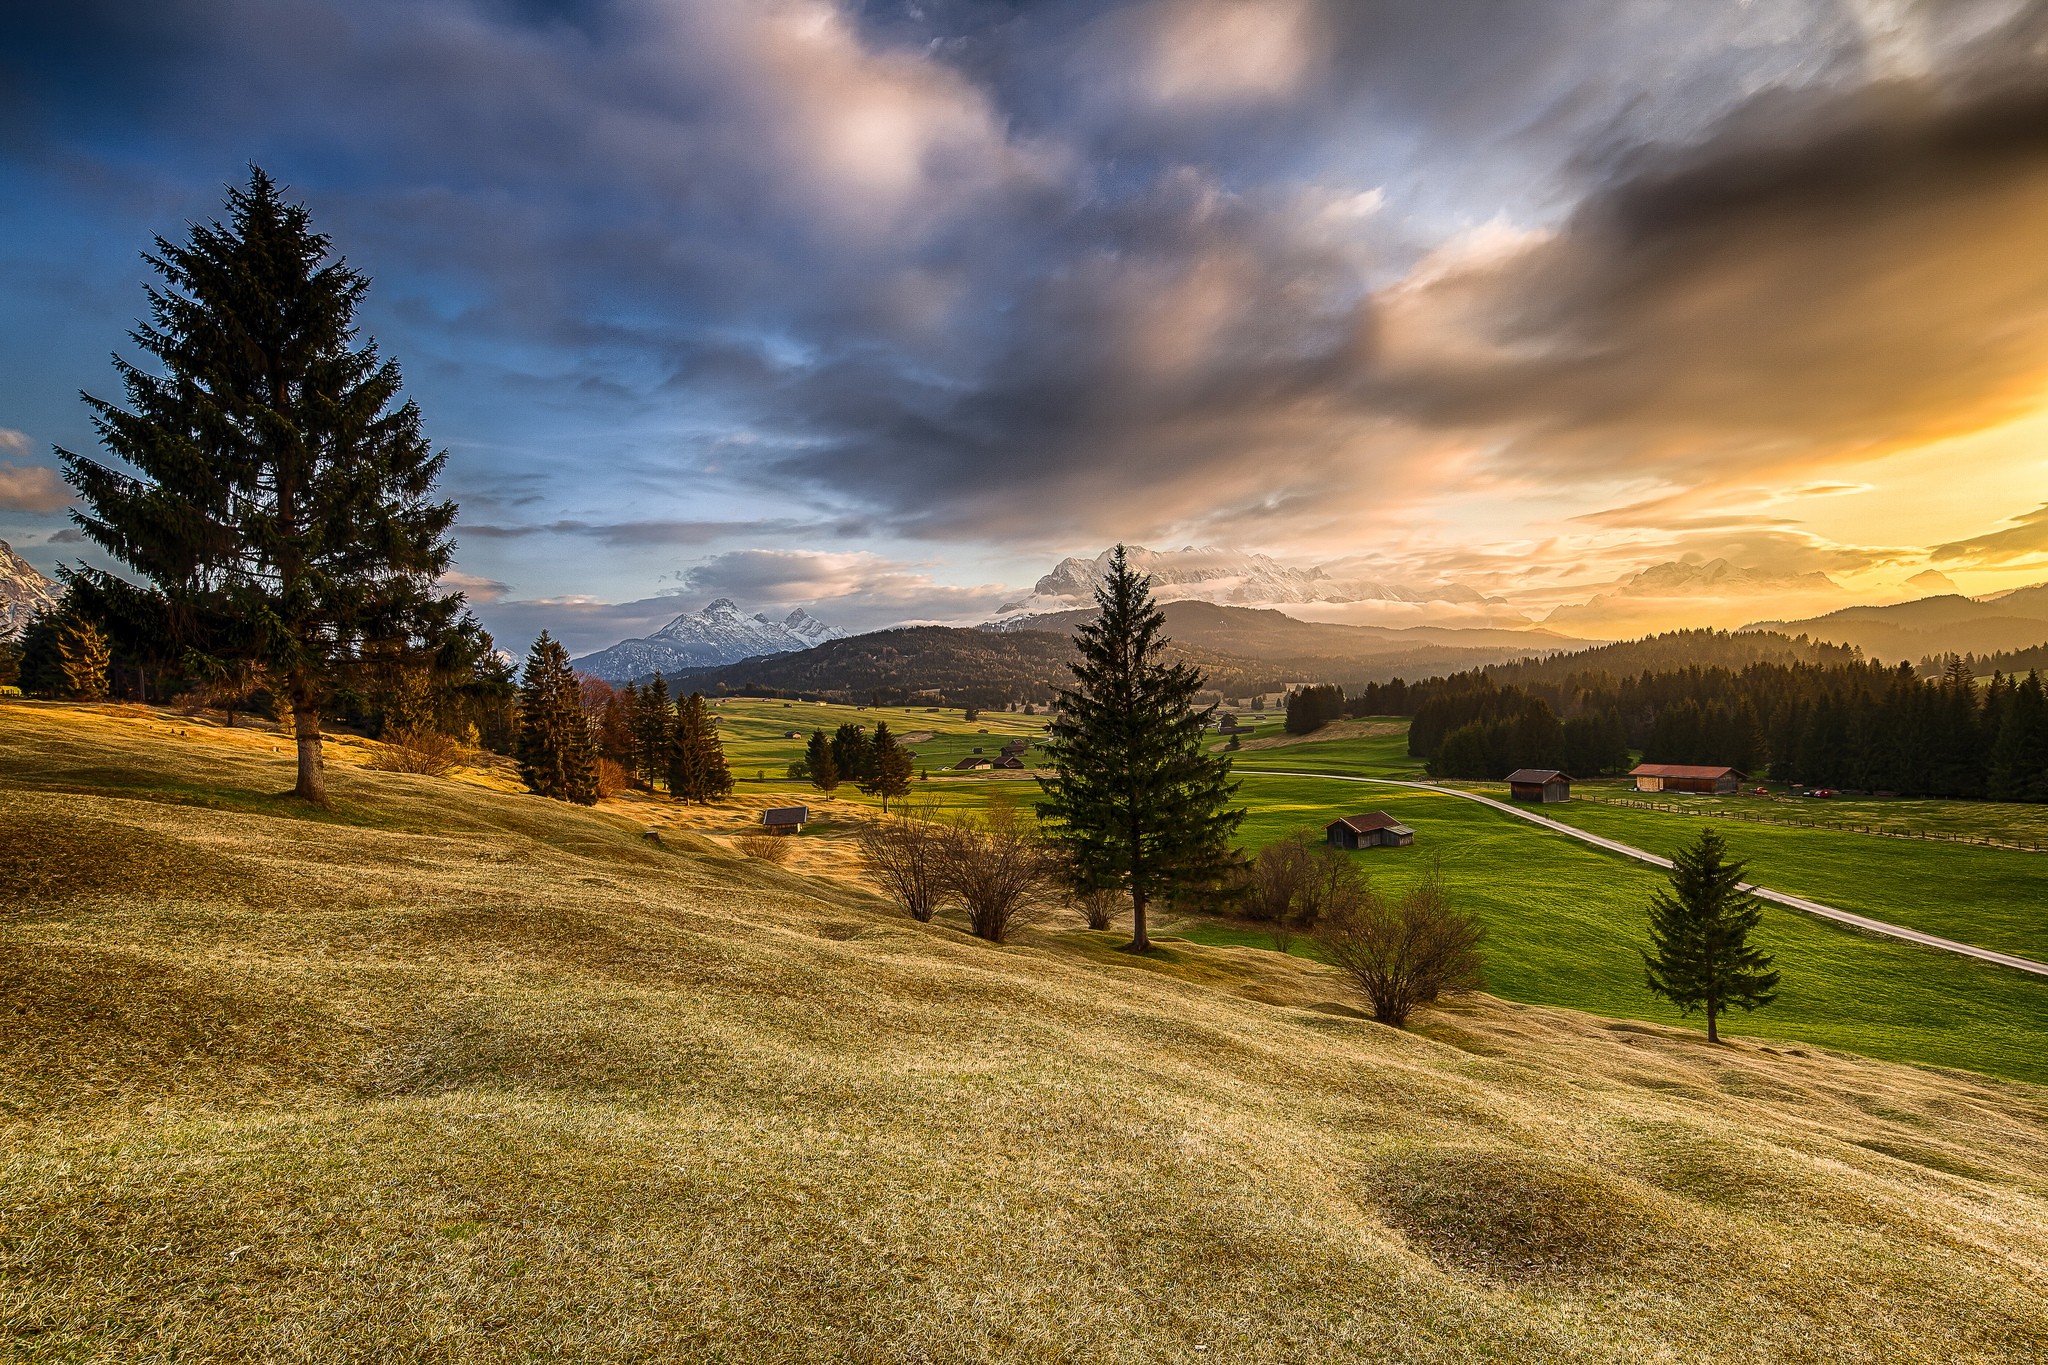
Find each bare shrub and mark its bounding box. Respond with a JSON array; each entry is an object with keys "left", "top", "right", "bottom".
[
  {"left": 1238, "top": 831, "right": 1352, "bottom": 954},
  {"left": 1075, "top": 886, "right": 1121, "bottom": 931},
  {"left": 734, "top": 831, "right": 796, "bottom": 864},
  {"left": 366, "top": 725, "right": 462, "bottom": 777},
  {"left": 595, "top": 757, "right": 631, "bottom": 798},
  {"left": 855, "top": 797, "right": 948, "bottom": 922},
  {"left": 940, "top": 802, "right": 1058, "bottom": 944},
  {"left": 1315, "top": 860, "right": 1483, "bottom": 1027}
]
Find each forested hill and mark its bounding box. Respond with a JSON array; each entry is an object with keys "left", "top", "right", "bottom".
[
  {"left": 665, "top": 626, "right": 1087, "bottom": 708},
  {"left": 1481, "top": 629, "right": 1855, "bottom": 690}
]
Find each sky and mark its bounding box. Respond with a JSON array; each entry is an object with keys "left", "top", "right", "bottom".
[{"left": 4, "top": 0, "right": 2048, "bottom": 653}]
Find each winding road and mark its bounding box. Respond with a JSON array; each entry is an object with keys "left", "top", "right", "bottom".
[{"left": 1242, "top": 770, "right": 2048, "bottom": 980}]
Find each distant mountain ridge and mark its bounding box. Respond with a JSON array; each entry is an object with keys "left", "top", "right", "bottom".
[
  {"left": 668, "top": 601, "right": 1599, "bottom": 705},
  {"left": 1748, "top": 583, "right": 2048, "bottom": 661},
  {"left": 997, "top": 545, "right": 1495, "bottom": 615},
  {"left": 1, "top": 540, "right": 62, "bottom": 639},
  {"left": 573, "top": 598, "right": 845, "bottom": 680}
]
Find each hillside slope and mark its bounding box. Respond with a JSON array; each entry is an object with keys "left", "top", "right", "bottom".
[
  {"left": 5, "top": 704, "right": 2048, "bottom": 1361},
  {"left": 1752, "top": 586, "right": 2048, "bottom": 660}
]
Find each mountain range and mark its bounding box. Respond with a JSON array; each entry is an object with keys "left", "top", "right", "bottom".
[
  {"left": 996, "top": 545, "right": 1496, "bottom": 616},
  {"left": 1, "top": 540, "right": 62, "bottom": 639},
  {"left": 1750, "top": 584, "right": 2048, "bottom": 661},
  {"left": 572, "top": 598, "right": 845, "bottom": 680}
]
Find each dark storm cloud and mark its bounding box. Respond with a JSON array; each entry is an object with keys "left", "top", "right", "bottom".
[{"left": 458, "top": 517, "right": 814, "bottom": 547}]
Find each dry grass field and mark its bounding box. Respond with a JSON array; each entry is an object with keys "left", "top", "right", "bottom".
[{"left": 5, "top": 702, "right": 2048, "bottom": 1362}]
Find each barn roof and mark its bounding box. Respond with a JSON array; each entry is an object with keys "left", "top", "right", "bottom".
[
  {"left": 1628, "top": 764, "right": 1740, "bottom": 779},
  {"left": 1328, "top": 812, "right": 1410, "bottom": 834},
  {"left": 762, "top": 806, "right": 808, "bottom": 825},
  {"left": 1505, "top": 768, "right": 1571, "bottom": 784}
]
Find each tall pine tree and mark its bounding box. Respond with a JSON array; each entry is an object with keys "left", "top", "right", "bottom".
[
  {"left": 1039, "top": 545, "right": 1242, "bottom": 951},
  {"left": 1642, "top": 828, "right": 1779, "bottom": 1043},
  {"left": 60, "top": 168, "right": 460, "bottom": 803},
  {"left": 516, "top": 632, "right": 598, "bottom": 804}
]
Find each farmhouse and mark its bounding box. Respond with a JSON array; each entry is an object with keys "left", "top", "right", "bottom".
[
  {"left": 954, "top": 756, "right": 992, "bottom": 770},
  {"left": 989, "top": 756, "right": 1025, "bottom": 769},
  {"left": 1629, "top": 764, "right": 1742, "bottom": 795},
  {"left": 1506, "top": 768, "right": 1572, "bottom": 803},
  {"left": 1325, "top": 812, "right": 1414, "bottom": 850},
  {"left": 761, "top": 806, "right": 808, "bottom": 834}
]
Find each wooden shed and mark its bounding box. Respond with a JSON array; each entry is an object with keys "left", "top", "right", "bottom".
[
  {"left": 1629, "top": 764, "right": 1742, "bottom": 795},
  {"left": 1506, "top": 769, "right": 1572, "bottom": 803},
  {"left": 761, "top": 805, "right": 808, "bottom": 834},
  {"left": 1325, "top": 812, "right": 1414, "bottom": 850}
]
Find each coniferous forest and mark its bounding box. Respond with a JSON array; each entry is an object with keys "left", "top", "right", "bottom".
[{"left": 1347, "top": 649, "right": 2048, "bottom": 800}]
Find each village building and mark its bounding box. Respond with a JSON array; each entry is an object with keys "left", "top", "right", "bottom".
[
  {"left": 1505, "top": 769, "right": 1572, "bottom": 803},
  {"left": 1325, "top": 812, "right": 1415, "bottom": 850},
  {"left": 761, "top": 805, "right": 808, "bottom": 835},
  {"left": 954, "top": 756, "right": 992, "bottom": 770},
  {"left": 1628, "top": 764, "right": 1742, "bottom": 795}
]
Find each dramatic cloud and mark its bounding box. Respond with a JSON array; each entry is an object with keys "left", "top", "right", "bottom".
[
  {"left": 5, "top": 0, "right": 2047, "bottom": 637},
  {"left": 0, "top": 463, "right": 69, "bottom": 513},
  {"left": 1930, "top": 504, "right": 2048, "bottom": 567}
]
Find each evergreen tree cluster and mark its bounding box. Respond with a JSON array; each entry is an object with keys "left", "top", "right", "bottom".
[
  {"left": 1347, "top": 645, "right": 2048, "bottom": 800},
  {"left": 1284, "top": 684, "right": 1345, "bottom": 734}
]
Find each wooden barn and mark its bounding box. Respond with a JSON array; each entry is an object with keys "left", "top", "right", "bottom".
[
  {"left": 761, "top": 806, "right": 808, "bottom": 835},
  {"left": 1628, "top": 764, "right": 1742, "bottom": 795},
  {"left": 1325, "top": 812, "right": 1414, "bottom": 850},
  {"left": 1506, "top": 769, "right": 1572, "bottom": 803}
]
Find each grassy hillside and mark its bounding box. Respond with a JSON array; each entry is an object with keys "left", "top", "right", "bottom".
[{"left": 7, "top": 703, "right": 2048, "bottom": 1360}]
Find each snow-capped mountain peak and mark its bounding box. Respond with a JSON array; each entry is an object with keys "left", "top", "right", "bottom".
[
  {"left": 573, "top": 599, "right": 846, "bottom": 681},
  {"left": 1, "top": 539, "right": 63, "bottom": 640},
  {"left": 995, "top": 545, "right": 1494, "bottom": 615}
]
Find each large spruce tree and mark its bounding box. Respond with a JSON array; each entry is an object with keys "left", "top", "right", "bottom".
[
  {"left": 60, "top": 168, "right": 459, "bottom": 803},
  {"left": 1642, "top": 828, "right": 1780, "bottom": 1042},
  {"left": 516, "top": 632, "right": 598, "bottom": 804},
  {"left": 1039, "top": 545, "right": 1241, "bottom": 951}
]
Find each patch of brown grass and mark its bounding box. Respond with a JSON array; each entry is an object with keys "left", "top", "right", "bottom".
[{"left": 4, "top": 702, "right": 2048, "bottom": 1362}]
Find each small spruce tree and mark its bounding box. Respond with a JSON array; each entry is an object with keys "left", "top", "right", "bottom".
[
  {"left": 58, "top": 617, "right": 112, "bottom": 701},
  {"left": 668, "top": 691, "right": 733, "bottom": 802},
  {"left": 1038, "top": 545, "right": 1243, "bottom": 952},
  {"left": 1643, "top": 828, "right": 1780, "bottom": 1042},
  {"left": 515, "top": 632, "right": 598, "bottom": 804},
  {"left": 806, "top": 729, "right": 840, "bottom": 791},
  {"left": 633, "top": 675, "right": 674, "bottom": 790},
  {"left": 859, "top": 719, "right": 915, "bottom": 811}
]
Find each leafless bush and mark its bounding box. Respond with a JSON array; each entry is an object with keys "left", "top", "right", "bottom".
[
  {"left": 855, "top": 798, "right": 949, "bottom": 922},
  {"left": 940, "top": 803, "right": 1058, "bottom": 943},
  {"left": 1075, "top": 886, "right": 1122, "bottom": 931},
  {"left": 1238, "top": 831, "right": 1353, "bottom": 954},
  {"left": 1315, "top": 860, "right": 1484, "bottom": 1028},
  {"left": 595, "top": 757, "right": 631, "bottom": 798},
  {"left": 734, "top": 831, "right": 796, "bottom": 864},
  {"left": 366, "top": 725, "right": 462, "bottom": 777}
]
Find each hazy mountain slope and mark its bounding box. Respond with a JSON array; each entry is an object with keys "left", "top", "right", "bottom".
[
  {"left": 672, "top": 607, "right": 1596, "bottom": 702},
  {"left": 0, "top": 538, "right": 62, "bottom": 639},
  {"left": 5, "top": 704, "right": 2047, "bottom": 1361},
  {"left": 574, "top": 598, "right": 845, "bottom": 679},
  {"left": 1751, "top": 587, "right": 2048, "bottom": 661}
]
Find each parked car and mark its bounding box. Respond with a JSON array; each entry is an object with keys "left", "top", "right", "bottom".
[{"left": 1809, "top": 788, "right": 1836, "bottom": 798}]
